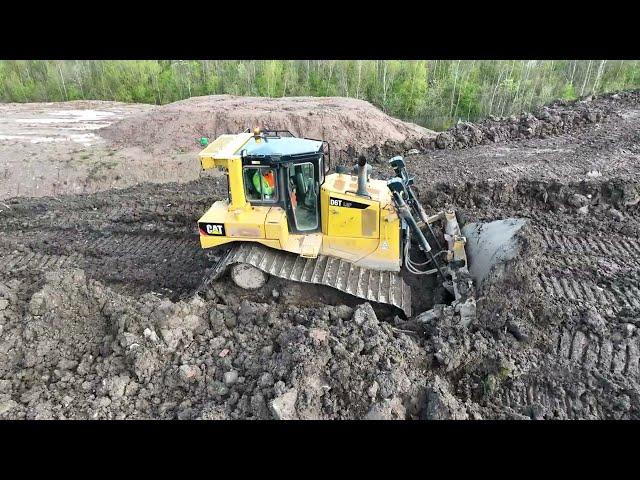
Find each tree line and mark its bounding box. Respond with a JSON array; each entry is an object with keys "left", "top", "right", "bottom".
[{"left": 1, "top": 60, "right": 638, "bottom": 130}]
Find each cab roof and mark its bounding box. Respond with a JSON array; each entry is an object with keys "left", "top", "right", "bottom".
[{"left": 237, "top": 136, "right": 323, "bottom": 159}]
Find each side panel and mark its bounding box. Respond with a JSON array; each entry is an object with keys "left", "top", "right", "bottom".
[
  {"left": 320, "top": 222, "right": 401, "bottom": 270},
  {"left": 319, "top": 186, "right": 401, "bottom": 271},
  {"left": 361, "top": 204, "right": 402, "bottom": 270},
  {"left": 322, "top": 188, "right": 380, "bottom": 238},
  {"left": 226, "top": 207, "right": 269, "bottom": 238},
  {"left": 265, "top": 207, "right": 289, "bottom": 246},
  {"left": 198, "top": 201, "right": 271, "bottom": 249},
  {"left": 322, "top": 236, "right": 380, "bottom": 263}
]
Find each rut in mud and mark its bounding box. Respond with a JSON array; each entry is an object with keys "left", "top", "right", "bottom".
[{"left": 0, "top": 92, "right": 639, "bottom": 419}]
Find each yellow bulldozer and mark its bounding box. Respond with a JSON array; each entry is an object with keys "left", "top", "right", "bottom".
[{"left": 196, "top": 128, "right": 474, "bottom": 317}]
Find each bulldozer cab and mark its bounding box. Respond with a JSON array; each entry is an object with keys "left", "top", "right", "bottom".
[{"left": 238, "top": 131, "right": 327, "bottom": 234}]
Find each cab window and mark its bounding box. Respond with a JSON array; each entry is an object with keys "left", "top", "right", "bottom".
[{"left": 243, "top": 166, "right": 277, "bottom": 203}]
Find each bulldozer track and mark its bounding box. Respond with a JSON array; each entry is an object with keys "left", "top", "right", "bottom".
[
  {"left": 537, "top": 269, "right": 640, "bottom": 313},
  {"left": 539, "top": 229, "right": 640, "bottom": 259},
  {"left": 486, "top": 220, "right": 640, "bottom": 418},
  {"left": 492, "top": 379, "right": 606, "bottom": 419},
  {"left": 500, "top": 220, "right": 640, "bottom": 417},
  {"left": 0, "top": 251, "right": 81, "bottom": 272},
  {"left": 495, "top": 160, "right": 608, "bottom": 182},
  {"left": 0, "top": 231, "right": 209, "bottom": 298},
  {"left": 87, "top": 233, "right": 197, "bottom": 258},
  {"left": 550, "top": 327, "right": 640, "bottom": 379},
  {"left": 208, "top": 242, "right": 412, "bottom": 316},
  {"left": 530, "top": 225, "right": 640, "bottom": 316}
]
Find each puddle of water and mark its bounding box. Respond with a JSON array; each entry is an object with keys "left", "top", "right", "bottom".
[
  {"left": 0, "top": 109, "right": 120, "bottom": 146},
  {"left": 31, "top": 133, "right": 100, "bottom": 145},
  {"left": 0, "top": 135, "right": 28, "bottom": 141},
  {"left": 0, "top": 133, "right": 100, "bottom": 145},
  {"left": 46, "top": 109, "right": 118, "bottom": 121},
  {"left": 13, "top": 123, "right": 112, "bottom": 131},
  {"left": 59, "top": 123, "right": 112, "bottom": 130}
]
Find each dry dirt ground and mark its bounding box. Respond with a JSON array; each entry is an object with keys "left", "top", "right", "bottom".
[
  {"left": 0, "top": 96, "right": 435, "bottom": 200},
  {"left": 0, "top": 92, "right": 638, "bottom": 419},
  {"left": 0, "top": 101, "right": 198, "bottom": 199}
]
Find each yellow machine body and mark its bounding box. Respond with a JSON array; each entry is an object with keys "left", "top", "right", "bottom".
[{"left": 197, "top": 132, "right": 402, "bottom": 272}]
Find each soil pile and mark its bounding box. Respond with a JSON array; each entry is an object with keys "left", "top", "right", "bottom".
[
  {"left": 99, "top": 95, "right": 437, "bottom": 163},
  {"left": 0, "top": 270, "right": 435, "bottom": 419},
  {"left": 433, "top": 91, "right": 640, "bottom": 149}
]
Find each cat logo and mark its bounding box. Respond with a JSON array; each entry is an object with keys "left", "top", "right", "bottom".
[{"left": 199, "top": 223, "right": 226, "bottom": 236}]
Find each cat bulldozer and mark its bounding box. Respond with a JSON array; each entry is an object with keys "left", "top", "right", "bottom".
[{"left": 196, "top": 128, "right": 474, "bottom": 317}]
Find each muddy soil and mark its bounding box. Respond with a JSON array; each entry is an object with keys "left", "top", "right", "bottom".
[
  {"left": 432, "top": 91, "right": 640, "bottom": 150},
  {"left": 0, "top": 93, "right": 638, "bottom": 419}
]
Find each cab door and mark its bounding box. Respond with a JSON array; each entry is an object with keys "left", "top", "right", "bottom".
[{"left": 283, "top": 158, "right": 321, "bottom": 234}]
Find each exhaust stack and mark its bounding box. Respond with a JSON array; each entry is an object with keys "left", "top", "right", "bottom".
[{"left": 356, "top": 155, "right": 369, "bottom": 197}]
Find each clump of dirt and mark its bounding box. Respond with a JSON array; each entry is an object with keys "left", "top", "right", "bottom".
[
  {"left": 98, "top": 95, "right": 437, "bottom": 163},
  {"left": 422, "top": 177, "right": 640, "bottom": 215},
  {"left": 0, "top": 269, "right": 442, "bottom": 419},
  {"left": 433, "top": 91, "right": 640, "bottom": 149}
]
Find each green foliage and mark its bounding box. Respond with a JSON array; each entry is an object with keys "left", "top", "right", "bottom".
[
  {"left": 456, "top": 78, "right": 481, "bottom": 120},
  {"left": 561, "top": 83, "right": 578, "bottom": 101},
  {"left": 1, "top": 60, "right": 639, "bottom": 130}
]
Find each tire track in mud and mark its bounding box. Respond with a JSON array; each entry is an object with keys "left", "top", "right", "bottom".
[
  {"left": 550, "top": 327, "right": 640, "bottom": 379},
  {"left": 493, "top": 378, "right": 607, "bottom": 419},
  {"left": 0, "top": 184, "right": 213, "bottom": 299},
  {"left": 0, "top": 251, "right": 81, "bottom": 271},
  {"left": 490, "top": 152, "right": 611, "bottom": 182},
  {"left": 474, "top": 217, "right": 640, "bottom": 419},
  {"left": 0, "top": 176, "right": 357, "bottom": 305},
  {"left": 521, "top": 223, "right": 640, "bottom": 405},
  {"left": 0, "top": 233, "right": 209, "bottom": 298},
  {"left": 533, "top": 226, "right": 640, "bottom": 315},
  {"left": 82, "top": 232, "right": 208, "bottom": 296}
]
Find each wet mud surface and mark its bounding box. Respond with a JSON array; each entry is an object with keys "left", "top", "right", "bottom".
[{"left": 0, "top": 92, "right": 638, "bottom": 419}]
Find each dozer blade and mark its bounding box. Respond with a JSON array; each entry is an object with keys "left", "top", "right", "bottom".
[{"left": 206, "top": 242, "right": 412, "bottom": 316}]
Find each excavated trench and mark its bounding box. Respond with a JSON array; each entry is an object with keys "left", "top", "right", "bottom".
[{"left": 0, "top": 92, "right": 639, "bottom": 419}]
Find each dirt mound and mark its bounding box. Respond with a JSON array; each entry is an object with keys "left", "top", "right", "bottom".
[
  {"left": 98, "top": 95, "right": 437, "bottom": 163},
  {"left": 433, "top": 90, "right": 640, "bottom": 149}
]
